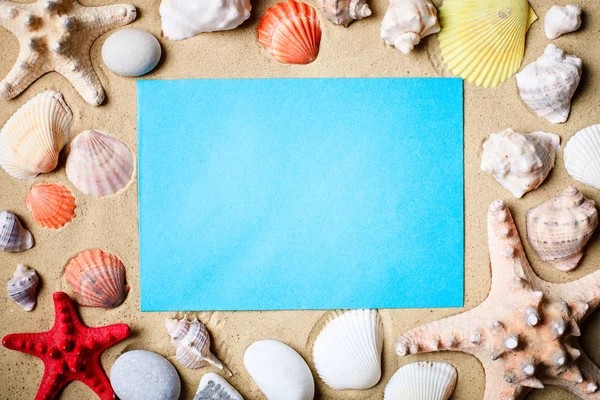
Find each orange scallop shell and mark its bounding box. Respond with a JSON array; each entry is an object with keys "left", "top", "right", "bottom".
[
  {"left": 25, "top": 183, "right": 76, "bottom": 229},
  {"left": 257, "top": 0, "right": 322, "bottom": 64},
  {"left": 64, "top": 249, "right": 129, "bottom": 308}
]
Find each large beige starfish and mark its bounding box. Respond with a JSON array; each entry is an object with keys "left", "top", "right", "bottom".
[
  {"left": 397, "top": 200, "right": 600, "bottom": 400},
  {"left": 0, "top": 0, "right": 136, "bottom": 106}
]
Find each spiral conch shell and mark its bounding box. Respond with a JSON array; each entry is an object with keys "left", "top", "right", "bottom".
[
  {"left": 545, "top": 4, "right": 582, "bottom": 40},
  {"left": 166, "top": 316, "right": 231, "bottom": 375},
  {"left": 516, "top": 44, "right": 582, "bottom": 124},
  {"left": 480, "top": 129, "right": 560, "bottom": 198},
  {"left": 318, "top": 0, "right": 371, "bottom": 27},
  {"left": 7, "top": 264, "right": 39, "bottom": 312},
  {"left": 380, "top": 0, "right": 440, "bottom": 54},
  {"left": 0, "top": 210, "right": 34, "bottom": 253},
  {"left": 526, "top": 186, "right": 598, "bottom": 272},
  {"left": 0, "top": 91, "right": 72, "bottom": 180}
]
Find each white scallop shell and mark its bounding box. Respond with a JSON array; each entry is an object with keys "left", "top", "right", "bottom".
[
  {"left": 66, "top": 130, "right": 134, "bottom": 197},
  {"left": 516, "top": 44, "right": 582, "bottom": 124},
  {"left": 318, "top": 0, "right": 371, "bottom": 27},
  {"left": 194, "top": 372, "right": 244, "bottom": 400},
  {"left": 6, "top": 264, "right": 39, "bottom": 311},
  {"left": 313, "top": 309, "right": 383, "bottom": 390},
  {"left": 0, "top": 90, "right": 73, "bottom": 180},
  {"left": 564, "top": 124, "right": 600, "bottom": 190},
  {"left": 160, "top": 0, "right": 252, "bottom": 41},
  {"left": 480, "top": 129, "right": 560, "bottom": 198},
  {"left": 545, "top": 5, "right": 582, "bottom": 40},
  {"left": 384, "top": 361, "right": 457, "bottom": 400},
  {"left": 0, "top": 211, "right": 34, "bottom": 253},
  {"left": 380, "top": 0, "right": 440, "bottom": 54}
]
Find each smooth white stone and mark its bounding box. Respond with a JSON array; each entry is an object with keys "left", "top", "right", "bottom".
[
  {"left": 102, "top": 28, "right": 161, "bottom": 77},
  {"left": 244, "top": 340, "right": 315, "bottom": 400},
  {"left": 110, "top": 350, "right": 181, "bottom": 400}
]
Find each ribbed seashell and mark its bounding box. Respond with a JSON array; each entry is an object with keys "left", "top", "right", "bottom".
[
  {"left": 166, "top": 317, "right": 231, "bottom": 375},
  {"left": 194, "top": 372, "right": 244, "bottom": 400},
  {"left": 313, "top": 309, "right": 384, "bottom": 390},
  {"left": 438, "top": 0, "right": 538, "bottom": 88},
  {"left": 160, "top": 0, "right": 252, "bottom": 40},
  {"left": 380, "top": 0, "right": 440, "bottom": 55},
  {"left": 257, "top": 0, "right": 322, "bottom": 65},
  {"left": 516, "top": 44, "right": 582, "bottom": 124},
  {"left": 564, "top": 124, "right": 600, "bottom": 190},
  {"left": 64, "top": 249, "right": 130, "bottom": 308},
  {"left": 66, "top": 130, "right": 134, "bottom": 197},
  {"left": 480, "top": 129, "right": 560, "bottom": 198},
  {"left": 0, "top": 210, "right": 34, "bottom": 253},
  {"left": 318, "top": 0, "right": 371, "bottom": 27},
  {"left": 26, "top": 183, "right": 76, "bottom": 229},
  {"left": 545, "top": 4, "right": 582, "bottom": 40},
  {"left": 6, "top": 264, "right": 39, "bottom": 311},
  {"left": 0, "top": 91, "right": 73, "bottom": 180},
  {"left": 384, "top": 361, "right": 457, "bottom": 400},
  {"left": 526, "top": 186, "right": 598, "bottom": 272}
]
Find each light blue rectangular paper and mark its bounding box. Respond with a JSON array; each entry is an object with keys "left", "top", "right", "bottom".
[{"left": 137, "top": 78, "right": 464, "bottom": 311}]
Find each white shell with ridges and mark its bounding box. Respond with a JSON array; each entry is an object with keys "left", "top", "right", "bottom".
[
  {"left": 313, "top": 309, "right": 383, "bottom": 390},
  {"left": 384, "top": 361, "right": 457, "bottom": 400},
  {"left": 160, "top": 0, "right": 252, "bottom": 40},
  {"left": 380, "top": 0, "right": 440, "bottom": 54},
  {"left": 545, "top": 5, "right": 582, "bottom": 39},
  {"left": 0, "top": 211, "right": 34, "bottom": 253},
  {"left": 0, "top": 91, "right": 72, "bottom": 180},
  {"left": 194, "top": 372, "right": 244, "bottom": 400},
  {"left": 66, "top": 130, "right": 134, "bottom": 197},
  {"left": 244, "top": 340, "right": 315, "bottom": 400},
  {"left": 480, "top": 129, "right": 560, "bottom": 198},
  {"left": 564, "top": 124, "right": 600, "bottom": 190},
  {"left": 516, "top": 44, "right": 582, "bottom": 124},
  {"left": 6, "top": 264, "right": 39, "bottom": 311}
]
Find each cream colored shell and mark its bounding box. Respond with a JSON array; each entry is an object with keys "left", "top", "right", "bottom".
[
  {"left": 313, "top": 309, "right": 384, "bottom": 390},
  {"left": 0, "top": 91, "right": 72, "bottom": 180},
  {"left": 516, "top": 44, "right": 582, "bottom": 124},
  {"left": 527, "top": 186, "right": 598, "bottom": 272},
  {"left": 480, "top": 129, "right": 560, "bottom": 198},
  {"left": 564, "top": 124, "right": 600, "bottom": 190},
  {"left": 380, "top": 0, "right": 440, "bottom": 54},
  {"left": 384, "top": 361, "right": 457, "bottom": 400},
  {"left": 318, "top": 0, "right": 371, "bottom": 27},
  {"left": 545, "top": 4, "right": 582, "bottom": 40}
]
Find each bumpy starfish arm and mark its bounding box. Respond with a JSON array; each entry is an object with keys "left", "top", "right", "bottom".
[
  {"left": 35, "top": 366, "right": 70, "bottom": 400},
  {"left": 55, "top": 57, "right": 105, "bottom": 106},
  {"left": 542, "top": 349, "right": 600, "bottom": 399},
  {"left": 479, "top": 357, "right": 534, "bottom": 400},
  {"left": 0, "top": 0, "right": 24, "bottom": 32},
  {"left": 73, "top": 3, "right": 136, "bottom": 35},
  {"left": 551, "top": 270, "right": 600, "bottom": 324},
  {"left": 80, "top": 363, "right": 114, "bottom": 400},
  {"left": 0, "top": 47, "right": 49, "bottom": 99},
  {"left": 487, "top": 201, "right": 539, "bottom": 297}
]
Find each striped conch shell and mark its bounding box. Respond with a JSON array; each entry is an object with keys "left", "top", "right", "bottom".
[
  {"left": 7, "top": 264, "right": 39, "bottom": 311},
  {"left": 318, "top": 0, "right": 371, "bottom": 27},
  {"left": 0, "top": 210, "right": 34, "bottom": 253}
]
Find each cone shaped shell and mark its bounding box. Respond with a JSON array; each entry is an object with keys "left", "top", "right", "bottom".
[
  {"left": 66, "top": 130, "right": 134, "bottom": 197},
  {"left": 384, "top": 361, "right": 457, "bottom": 400},
  {"left": 564, "top": 124, "right": 600, "bottom": 190},
  {"left": 318, "top": 0, "right": 371, "bottom": 27},
  {"left": 64, "top": 249, "right": 129, "bottom": 308},
  {"left": 516, "top": 44, "right": 582, "bottom": 124},
  {"left": 0, "top": 210, "right": 34, "bottom": 253},
  {"left": 313, "top": 309, "right": 384, "bottom": 390},
  {"left": 480, "top": 129, "right": 560, "bottom": 198},
  {"left": 438, "top": 0, "right": 538, "bottom": 88},
  {"left": 0, "top": 91, "right": 73, "bottom": 180},
  {"left": 380, "top": 0, "right": 440, "bottom": 54},
  {"left": 257, "top": 0, "right": 322, "bottom": 64},
  {"left": 526, "top": 186, "right": 598, "bottom": 272},
  {"left": 26, "top": 183, "right": 76, "bottom": 229},
  {"left": 7, "top": 264, "right": 39, "bottom": 311}
]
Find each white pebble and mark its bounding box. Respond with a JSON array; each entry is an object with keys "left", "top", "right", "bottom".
[{"left": 102, "top": 28, "right": 161, "bottom": 77}]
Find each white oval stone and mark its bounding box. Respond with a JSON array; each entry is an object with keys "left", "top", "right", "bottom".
[
  {"left": 110, "top": 350, "right": 181, "bottom": 400},
  {"left": 102, "top": 28, "right": 161, "bottom": 77},
  {"left": 244, "top": 340, "right": 314, "bottom": 400}
]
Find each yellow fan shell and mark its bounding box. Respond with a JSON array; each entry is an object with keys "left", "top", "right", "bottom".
[{"left": 438, "top": 0, "right": 538, "bottom": 88}]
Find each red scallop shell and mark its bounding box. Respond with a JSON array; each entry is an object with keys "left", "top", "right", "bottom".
[
  {"left": 25, "top": 183, "right": 76, "bottom": 229},
  {"left": 257, "top": 0, "right": 322, "bottom": 64}
]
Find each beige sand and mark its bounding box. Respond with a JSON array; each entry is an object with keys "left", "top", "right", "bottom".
[{"left": 1, "top": 0, "right": 600, "bottom": 399}]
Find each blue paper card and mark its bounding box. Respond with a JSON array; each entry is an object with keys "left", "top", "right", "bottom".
[{"left": 137, "top": 78, "right": 464, "bottom": 311}]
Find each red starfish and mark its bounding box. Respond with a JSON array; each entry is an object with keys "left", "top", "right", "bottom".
[{"left": 2, "top": 291, "right": 130, "bottom": 400}]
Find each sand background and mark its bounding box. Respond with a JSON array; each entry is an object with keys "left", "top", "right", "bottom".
[{"left": 1, "top": 0, "right": 600, "bottom": 399}]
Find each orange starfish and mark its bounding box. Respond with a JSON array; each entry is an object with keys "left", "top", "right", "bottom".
[
  {"left": 2, "top": 292, "right": 130, "bottom": 400},
  {"left": 397, "top": 201, "right": 600, "bottom": 400}
]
